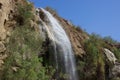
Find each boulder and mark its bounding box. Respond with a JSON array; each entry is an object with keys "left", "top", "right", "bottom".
[{"left": 104, "top": 48, "right": 117, "bottom": 64}]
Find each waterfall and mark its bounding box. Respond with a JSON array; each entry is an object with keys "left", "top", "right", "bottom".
[{"left": 39, "top": 8, "right": 78, "bottom": 80}]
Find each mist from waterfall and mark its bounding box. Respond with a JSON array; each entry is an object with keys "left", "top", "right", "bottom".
[{"left": 39, "top": 8, "right": 78, "bottom": 80}]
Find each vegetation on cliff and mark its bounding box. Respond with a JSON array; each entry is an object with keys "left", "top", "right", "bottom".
[
  {"left": 0, "top": 0, "right": 120, "bottom": 80},
  {"left": 0, "top": 1, "right": 53, "bottom": 80},
  {"left": 77, "top": 33, "right": 120, "bottom": 80}
]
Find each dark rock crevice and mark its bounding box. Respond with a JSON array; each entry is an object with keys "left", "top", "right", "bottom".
[{"left": 0, "top": 3, "right": 2, "bottom": 9}]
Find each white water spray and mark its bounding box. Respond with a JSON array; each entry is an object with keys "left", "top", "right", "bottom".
[{"left": 39, "top": 8, "right": 78, "bottom": 80}]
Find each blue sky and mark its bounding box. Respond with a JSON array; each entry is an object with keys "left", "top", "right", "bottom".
[{"left": 30, "top": 0, "right": 120, "bottom": 41}]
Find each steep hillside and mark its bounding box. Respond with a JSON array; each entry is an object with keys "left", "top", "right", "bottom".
[
  {"left": 0, "top": 0, "right": 50, "bottom": 80},
  {"left": 44, "top": 8, "right": 120, "bottom": 80},
  {"left": 0, "top": 0, "right": 120, "bottom": 80},
  {"left": 0, "top": 0, "right": 16, "bottom": 70}
]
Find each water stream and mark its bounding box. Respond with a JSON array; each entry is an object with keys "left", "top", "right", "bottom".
[{"left": 39, "top": 8, "right": 78, "bottom": 80}]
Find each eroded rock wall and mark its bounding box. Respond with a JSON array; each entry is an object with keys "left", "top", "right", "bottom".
[{"left": 0, "top": 0, "right": 17, "bottom": 69}]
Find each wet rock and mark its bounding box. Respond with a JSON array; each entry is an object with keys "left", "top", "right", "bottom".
[{"left": 55, "top": 18, "right": 89, "bottom": 56}]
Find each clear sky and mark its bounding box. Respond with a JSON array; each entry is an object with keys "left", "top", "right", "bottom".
[{"left": 30, "top": 0, "right": 120, "bottom": 41}]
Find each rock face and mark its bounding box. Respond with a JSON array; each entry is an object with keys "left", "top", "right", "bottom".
[
  {"left": 0, "top": 0, "right": 16, "bottom": 40},
  {"left": 112, "top": 62, "right": 120, "bottom": 78},
  {"left": 0, "top": 0, "right": 34, "bottom": 70},
  {"left": 0, "top": 0, "right": 42, "bottom": 70},
  {"left": 104, "top": 48, "right": 120, "bottom": 79},
  {"left": 0, "top": 42, "right": 6, "bottom": 53},
  {"left": 0, "top": 0, "right": 33, "bottom": 41},
  {"left": 45, "top": 8, "right": 89, "bottom": 57},
  {"left": 0, "top": 0, "right": 16, "bottom": 69},
  {"left": 0, "top": 1, "right": 120, "bottom": 80},
  {"left": 104, "top": 48, "right": 117, "bottom": 64}
]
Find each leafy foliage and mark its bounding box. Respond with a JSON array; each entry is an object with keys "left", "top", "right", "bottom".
[
  {"left": 77, "top": 33, "right": 106, "bottom": 80},
  {"left": 77, "top": 33, "right": 120, "bottom": 80},
  {"left": 103, "top": 36, "right": 118, "bottom": 44},
  {"left": 113, "top": 48, "right": 120, "bottom": 62},
  {"left": 0, "top": 1, "right": 53, "bottom": 80}
]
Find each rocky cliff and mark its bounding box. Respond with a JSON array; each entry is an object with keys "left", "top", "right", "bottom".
[
  {"left": 0, "top": 0, "right": 41, "bottom": 74},
  {"left": 38, "top": 7, "right": 120, "bottom": 80},
  {"left": 0, "top": 0, "right": 89, "bottom": 70},
  {"left": 0, "top": 0, "right": 120, "bottom": 80},
  {"left": 0, "top": 0, "right": 16, "bottom": 69}
]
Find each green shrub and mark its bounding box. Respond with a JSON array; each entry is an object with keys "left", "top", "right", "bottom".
[
  {"left": 1, "top": 1, "right": 53, "bottom": 79},
  {"left": 15, "top": 1, "right": 34, "bottom": 25},
  {"left": 79, "top": 33, "right": 106, "bottom": 80},
  {"left": 1, "top": 25, "right": 50, "bottom": 80},
  {"left": 113, "top": 48, "right": 120, "bottom": 62},
  {"left": 103, "top": 36, "right": 118, "bottom": 44}
]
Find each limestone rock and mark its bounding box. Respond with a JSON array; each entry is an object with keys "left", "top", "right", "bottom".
[
  {"left": 104, "top": 48, "right": 117, "bottom": 64},
  {"left": 12, "top": 67, "right": 19, "bottom": 72},
  {"left": 0, "top": 54, "right": 7, "bottom": 60},
  {"left": 112, "top": 62, "right": 120, "bottom": 78},
  {"left": 0, "top": 42, "right": 6, "bottom": 53},
  {"left": 0, "top": 28, "right": 7, "bottom": 40},
  {"left": 0, "top": 0, "right": 15, "bottom": 40}
]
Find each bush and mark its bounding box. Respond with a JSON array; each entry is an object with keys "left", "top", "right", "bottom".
[
  {"left": 113, "top": 48, "right": 120, "bottom": 62},
  {"left": 80, "top": 33, "right": 106, "bottom": 80},
  {"left": 15, "top": 1, "right": 34, "bottom": 25},
  {"left": 103, "top": 36, "right": 118, "bottom": 44},
  {"left": 1, "top": 25, "right": 50, "bottom": 80},
  {"left": 0, "top": 1, "right": 53, "bottom": 79}
]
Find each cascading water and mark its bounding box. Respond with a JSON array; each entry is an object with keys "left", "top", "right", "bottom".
[{"left": 38, "top": 8, "right": 78, "bottom": 80}]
